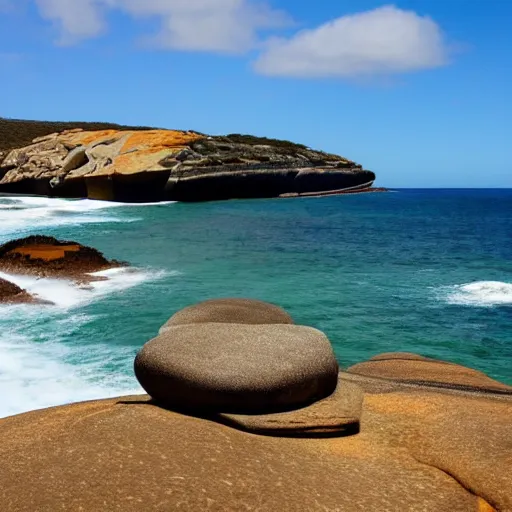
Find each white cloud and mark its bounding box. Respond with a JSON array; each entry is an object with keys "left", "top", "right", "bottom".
[
  {"left": 33, "top": 0, "right": 289, "bottom": 52},
  {"left": 35, "top": 0, "right": 107, "bottom": 44},
  {"left": 253, "top": 5, "right": 450, "bottom": 78}
]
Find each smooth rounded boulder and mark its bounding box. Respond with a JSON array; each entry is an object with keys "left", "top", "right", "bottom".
[
  {"left": 135, "top": 323, "right": 338, "bottom": 413},
  {"left": 159, "top": 298, "right": 294, "bottom": 334}
]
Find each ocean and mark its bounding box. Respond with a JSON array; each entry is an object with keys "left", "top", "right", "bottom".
[{"left": 0, "top": 189, "right": 511, "bottom": 418}]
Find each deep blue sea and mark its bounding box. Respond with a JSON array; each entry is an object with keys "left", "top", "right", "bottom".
[{"left": 0, "top": 189, "right": 511, "bottom": 418}]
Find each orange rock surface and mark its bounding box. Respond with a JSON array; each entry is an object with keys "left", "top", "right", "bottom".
[
  {"left": 0, "top": 235, "right": 120, "bottom": 279},
  {"left": 9, "top": 244, "right": 81, "bottom": 261}
]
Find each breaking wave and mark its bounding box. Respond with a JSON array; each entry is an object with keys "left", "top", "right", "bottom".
[
  {"left": 0, "top": 268, "right": 170, "bottom": 310},
  {"left": 443, "top": 281, "right": 512, "bottom": 307},
  {"left": 0, "top": 267, "right": 172, "bottom": 418},
  {"left": 0, "top": 195, "right": 174, "bottom": 241},
  {"left": 0, "top": 327, "right": 144, "bottom": 419}
]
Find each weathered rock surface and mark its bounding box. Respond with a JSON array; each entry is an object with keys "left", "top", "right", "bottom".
[
  {"left": 159, "top": 298, "right": 294, "bottom": 333},
  {"left": 135, "top": 323, "right": 339, "bottom": 413},
  {"left": 348, "top": 352, "right": 512, "bottom": 393},
  {"left": 0, "top": 277, "right": 37, "bottom": 304},
  {"left": 0, "top": 235, "right": 122, "bottom": 280},
  {"left": 1, "top": 293, "right": 510, "bottom": 510},
  {"left": 341, "top": 368, "right": 512, "bottom": 512},
  {"left": 0, "top": 119, "right": 376, "bottom": 202},
  {"left": 1, "top": 365, "right": 510, "bottom": 511},
  {"left": 218, "top": 380, "right": 362, "bottom": 437}
]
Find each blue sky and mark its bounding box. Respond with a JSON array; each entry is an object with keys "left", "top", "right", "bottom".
[{"left": 0, "top": 0, "right": 510, "bottom": 187}]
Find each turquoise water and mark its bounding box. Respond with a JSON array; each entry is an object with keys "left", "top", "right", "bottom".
[{"left": 0, "top": 189, "right": 511, "bottom": 417}]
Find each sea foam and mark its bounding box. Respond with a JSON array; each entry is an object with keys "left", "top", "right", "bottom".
[
  {"left": 0, "top": 267, "right": 170, "bottom": 418},
  {"left": 0, "top": 195, "right": 176, "bottom": 418},
  {"left": 444, "top": 281, "right": 512, "bottom": 307},
  {"left": 0, "top": 329, "right": 144, "bottom": 419},
  {"left": 0, "top": 268, "right": 170, "bottom": 309},
  {"left": 0, "top": 195, "right": 174, "bottom": 241}
]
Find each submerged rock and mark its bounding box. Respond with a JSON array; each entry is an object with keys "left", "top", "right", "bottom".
[
  {"left": 0, "top": 235, "right": 122, "bottom": 280},
  {"left": 0, "top": 119, "right": 376, "bottom": 202}
]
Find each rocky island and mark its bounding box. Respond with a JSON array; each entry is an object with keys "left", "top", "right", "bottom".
[
  {"left": 0, "top": 118, "right": 377, "bottom": 202},
  {"left": 0, "top": 298, "right": 510, "bottom": 511},
  {"left": 0, "top": 235, "right": 124, "bottom": 304},
  {"left": 0, "top": 235, "right": 122, "bottom": 280}
]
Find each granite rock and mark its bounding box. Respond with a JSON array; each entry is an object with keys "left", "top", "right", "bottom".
[
  {"left": 135, "top": 323, "right": 339, "bottom": 413},
  {"left": 0, "top": 382, "right": 507, "bottom": 511},
  {"left": 159, "top": 298, "right": 293, "bottom": 334},
  {"left": 347, "top": 352, "right": 512, "bottom": 393},
  {"left": 218, "top": 380, "right": 362, "bottom": 437}
]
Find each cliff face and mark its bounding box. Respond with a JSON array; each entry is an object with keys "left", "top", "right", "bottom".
[{"left": 0, "top": 119, "right": 376, "bottom": 202}]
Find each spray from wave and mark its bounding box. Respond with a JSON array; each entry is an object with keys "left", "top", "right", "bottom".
[
  {"left": 0, "top": 268, "right": 170, "bottom": 310},
  {"left": 0, "top": 195, "right": 174, "bottom": 241},
  {"left": 0, "top": 326, "right": 144, "bottom": 419},
  {"left": 0, "top": 266, "right": 172, "bottom": 418},
  {"left": 443, "top": 281, "right": 512, "bottom": 307},
  {"left": 0, "top": 195, "right": 177, "bottom": 418}
]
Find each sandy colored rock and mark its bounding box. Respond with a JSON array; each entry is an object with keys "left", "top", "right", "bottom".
[
  {"left": 135, "top": 323, "right": 338, "bottom": 413},
  {"left": 159, "top": 298, "right": 293, "bottom": 333},
  {"left": 0, "top": 351, "right": 510, "bottom": 511},
  {"left": 0, "top": 395, "right": 489, "bottom": 512},
  {"left": 0, "top": 235, "right": 123, "bottom": 280},
  {"left": 360, "top": 390, "right": 512, "bottom": 511},
  {"left": 347, "top": 352, "right": 512, "bottom": 393},
  {"left": 218, "top": 380, "right": 362, "bottom": 437}
]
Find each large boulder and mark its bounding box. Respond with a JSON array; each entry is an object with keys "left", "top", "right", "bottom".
[
  {"left": 159, "top": 298, "right": 293, "bottom": 334},
  {"left": 0, "top": 235, "right": 122, "bottom": 280},
  {"left": 135, "top": 323, "right": 339, "bottom": 413}
]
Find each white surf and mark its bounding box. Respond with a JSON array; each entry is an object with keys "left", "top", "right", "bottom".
[
  {"left": 444, "top": 281, "right": 512, "bottom": 307},
  {"left": 0, "top": 195, "right": 174, "bottom": 240}
]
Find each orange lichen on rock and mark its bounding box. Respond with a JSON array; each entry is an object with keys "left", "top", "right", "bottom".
[
  {"left": 9, "top": 244, "right": 81, "bottom": 261},
  {"left": 120, "top": 130, "right": 203, "bottom": 154},
  {"left": 477, "top": 498, "right": 498, "bottom": 512},
  {"left": 91, "top": 147, "right": 181, "bottom": 176},
  {"left": 61, "top": 129, "right": 123, "bottom": 147},
  {"left": 0, "top": 235, "right": 121, "bottom": 279}
]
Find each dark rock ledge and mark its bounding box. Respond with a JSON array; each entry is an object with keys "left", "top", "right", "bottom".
[{"left": 0, "top": 235, "right": 123, "bottom": 281}]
